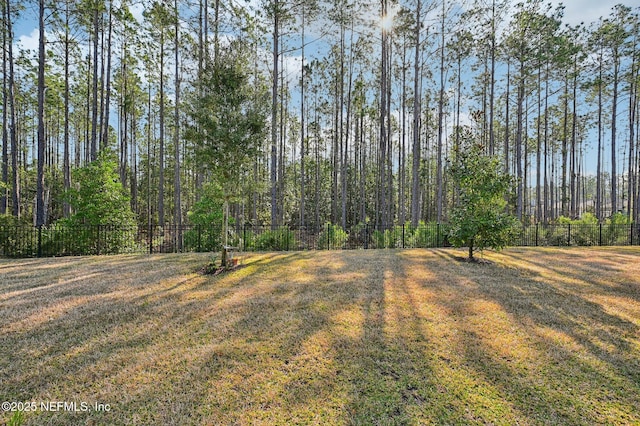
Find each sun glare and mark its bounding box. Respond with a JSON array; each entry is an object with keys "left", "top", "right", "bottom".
[
  {"left": 379, "top": 5, "right": 399, "bottom": 32},
  {"left": 380, "top": 14, "right": 394, "bottom": 32}
]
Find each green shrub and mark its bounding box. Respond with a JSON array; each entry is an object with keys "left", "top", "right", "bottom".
[
  {"left": 253, "top": 228, "right": 296, "bottom": 251},
  {"left": 386, "top": 226, "right": 404, "bottom": 248},
  {"left": 184, "top": 225, "right": 223, "bottom": 252},
  {"left": 448, "top": 141, "right": 517, "bottom": 259},
  {"left": 406, "top": 222, "right": 442, "bottom": 248},
  {"left": 185, "top": 182, "right": 224, "bottom": 252},
  {"left": 368, "top": 227, "right": 402, "bottom": 249},
  {"left": 317, "top": 223, "right": 349, "bottom": 249},
  {"left": 0, "top": 220, "right": 38, "bottom": 257},
  {"left": 543, "top": 225, "right": 570, "bottom": 246},
  {"left": 579, "top": 212, "right": 599, "bottom": 224},
  {"left": 51, "top": 150, "right": 138, "bottom": 255},
  {"left": 371, "top": 229, "right": 386, "bottom": 249},
  {"left": 570, "top": 223, "right": 598, "bottom": 246},
  {"left": 39, "top": 223, "right": 139, "bottom": 255}
]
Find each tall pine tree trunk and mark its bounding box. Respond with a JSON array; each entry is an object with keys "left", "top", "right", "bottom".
[
  {"left": 63, "top": 0, "right": 71, "bottom": 217},
  {"left": 611, "top": 53, "right": 619, "bottom": 216},
  {"left": 378, "top": 0, "right": 388, "bottom": 229},
  {"left": 488, "top": 0, "right": 496, "bottom": 156},
  {"left": 102, "top": 3, "right": 113, "bottom": 152},
  {"left": 562, "top": 79, "right": 569, "bottom": 217},
  {"left": 90, "top": 6, "right": 100, "bottom": 161},
  {"left": 504, "top": 61, "right": 510, "bottom": 177},
  {"left": 628, "top": 41, "right": 637, "bottom": 221},
  {"left": 174, "top": 0, "right": 182, "bottom": 249},
  {"left": 6, "top": 0, "right": 19, "bottom": 217},
  {"left": 299, "top": 6, "right": 306, "bottom": 228},
  {"left": 410, "top": 0, "right": 422, "bottom": 227},
  {"left": 1, "top": 3, "right": 8, "bottom": 215},
  {"left": 270, "top": 2, "right": 279, "bottom": 229},
  {"left": 36, "top": 0, "right": 46, "bottom": 226},
  {"left": 596, "top": 49, "right": 603, "bottom": 220},
  {"left": 158, "top": 30, "right": 165, "bottom": 227},
  {"left": 571, "top": 60, "right": 578, "bottom": 218},
  {"left": 515, "top": 67, "right": 525, "bottom": 221},
  {"left": 536, "top": 65, "right": 542, "bottom": 221},
  {"left": 436, "top": 1, "right": 445, "bottom": 223}
]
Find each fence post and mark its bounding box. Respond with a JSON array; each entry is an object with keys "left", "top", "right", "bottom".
[
  {"left": 364, "top": 224, "right": 369, "bottom": 249},
  {"left": 568, "top": 223, "right": 571, "bottom": 246},
  {"left": 402, "top": 224, "right": 405, "bottom": 249},
  {"left": 95, "top": 225, "right": 100, "bottom": 255},
  {"left": 599, "top": 223, "right": 603, "bottom": 246},
  {"left": 37, "top": 225, "right": 42, "bottom": 257},
  {"left": 149, "top": 224, "right": 153, "bottom": 255},
  {"left": 327, "top": 223, "right": 331, "bottom": 250},
  {"left": 535, "top": 223, "right": 538, "bottom": 247},
  {"left": 437, "top": 223, "right": 440, "bottom": 248}
]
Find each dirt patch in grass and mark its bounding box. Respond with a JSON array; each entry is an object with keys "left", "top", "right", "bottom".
[{"left": 1, "top": 248, "right": 639, "bottom": 425}]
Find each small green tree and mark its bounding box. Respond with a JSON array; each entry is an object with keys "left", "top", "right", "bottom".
[
  {"left": 448, "top": 140, "right": 518, "bottom": 260},
  {"left": 185, "top": 41, "right": 268, "bottom": 266},
  {"left": 58, "top": 150, "right": 137, "bottom": 254},
  {"left": 63, "top": 151, "right": 136, "bottom": 227}
]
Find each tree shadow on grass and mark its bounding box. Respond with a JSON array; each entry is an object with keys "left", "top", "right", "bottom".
[
  {"left": 502, "top": 247, "right": 640, "bottom": 303},
  {"left": 185, "top": 251, "right": 419, "bottom": 423},
  {"left": 179, "top": 250, "right": 447, "bottom": 424},
  {"left": 2, "top": 249, "right": 639, "bottom": 425},
  {"left": 425, "top": 248, "right": 640, "bottom": 424},
  {"left": 2, "top": 251, "right": 385, "bottom": 424},
  {"left": 0, "top": 254, "right": 217, "bottom": 424}
]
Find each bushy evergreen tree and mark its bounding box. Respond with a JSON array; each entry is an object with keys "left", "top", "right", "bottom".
[
  {"left": 448, "top": 138, "right": 518, "bottom": 260},
  {"left": 185, "top": 41, "right": 268, "bottom": 263},
  {"left": 62, "top": 150, "right": 136, "bottom": 228}
]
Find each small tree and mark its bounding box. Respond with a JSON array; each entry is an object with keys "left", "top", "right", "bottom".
[
  {"left": 63, "top": 150, "right": 136, "bottom": 227},
  {"left": 448, "top": 139, "right": 518, "bottom": 260},
  {"left": 59, "top": 150, "right": 137, "bottom": 254},
  {"left": 185, "top": 41, "right": 268, "bottom": 266}
]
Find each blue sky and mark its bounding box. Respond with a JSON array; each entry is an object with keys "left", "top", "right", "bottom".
[
  {"left": 13, "top": 1, "right": 640, "bottom": 50},
  {"left": 554, "top": 0, "right": 640, "bottom": 25}
]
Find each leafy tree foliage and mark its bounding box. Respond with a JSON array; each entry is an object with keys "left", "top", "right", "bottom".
[
  {"left": 42, "top": 150, "right": 139, "bottom": 255},
  {"left": 186, "top": 181, "right": 224, "bottom": 228},
  {"left": 448, "top": 136, "right": 518, "bottom": 260},
  {"left": 186, "top": 44, "right": 267, "bottom": 189},
  {"left": 62, "top": 150, "right": 136, "bottom": 228},
  {"left": 185, "top": 41, "right": 268, "bottom": 262},
  {"left": 184, "top": 181, "right": 224, "bottom": 252}
]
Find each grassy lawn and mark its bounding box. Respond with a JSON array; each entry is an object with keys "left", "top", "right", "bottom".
[{"left": 1, "top": 248, "right": 639, "bottom": 425}]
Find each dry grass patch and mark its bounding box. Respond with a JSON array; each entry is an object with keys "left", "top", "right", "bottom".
[{"left": 1, "top": 248, "right": 639, "bottom": 425}]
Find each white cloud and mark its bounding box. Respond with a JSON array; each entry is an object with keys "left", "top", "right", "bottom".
[
  {"left": 283, "top": 55, "right": 303, "bottom": 87},
  {"left": 130, "top": 2, "right": 145, "bottom": 24},
  {"left": 549, "top": 0, "right": 640, "bottom": 27},
  {"left": 17, "top": 28, "right": 39, "bottom": 53}
]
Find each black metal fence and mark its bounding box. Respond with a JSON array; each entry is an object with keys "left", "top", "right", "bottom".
[{"left": 1, "top": 223, "right": 640, "bottom": 258}]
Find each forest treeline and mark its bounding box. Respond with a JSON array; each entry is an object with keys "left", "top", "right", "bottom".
[{"left": 1, "top": 0, "right": 639, "bottom": 231}]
